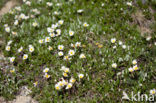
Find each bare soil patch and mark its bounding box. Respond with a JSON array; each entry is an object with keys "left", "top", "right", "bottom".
[
  {"left": 131, "top": 8, "right": 155, "bottom": 36},
  {"left": 0, "top": 0, "right": 19, "bottom": 16}
]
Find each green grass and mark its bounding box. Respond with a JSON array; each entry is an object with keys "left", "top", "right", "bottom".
[{"left": 0, "top": 0, "right": 156, "bottom": 102}]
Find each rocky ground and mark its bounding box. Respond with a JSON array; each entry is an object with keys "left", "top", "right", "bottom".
[{"left": 0, "top": 0, "right": 19, "bottom": 16}]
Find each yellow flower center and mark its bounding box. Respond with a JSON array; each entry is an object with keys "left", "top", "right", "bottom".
[
  {"left": 24, "top": 56, "right": 27, "bottom": 59},
  {"left": 152, "top": 91, "right": 155, "bottom": 94},
  {"left": 134, "top": 66, "right": 138, "bottom": 70},
  {"left": 56, "top": 86, "right": 60, "bottom": 90},
  {"left": 67, "top": 84, "right": 72, "bottom": 88},
  {"left": 63, "top": 73, "right": 68, "bottom": 77},
  {"left": 45, "top": 74, "right": 49, "bottom": 78},
  {"left": 72, "top": 79, "right": 75, "bottom": 83},
  {"left": 65, "top": 56, "right": 68, "bottom": 59},
  {"left": 84, "top": 24, "right": 87, "bottom": 26},
  {"left": 79, "top": 75, "right": 83, "bottom": 78},
  {"left": 34, "top": 82, "right": 38, "bottom": 85},
  {"left": 59, "top": 83, "right": 63, "bottom": 86},
  {"left": 112, "top": 40, "right": 115, "bottom": 43},
  {"left": 65, "top": 69, "right": 69, "bottom": 73},
  {"left": 10, "top": 70, "right": 15, "bottom": 73}
]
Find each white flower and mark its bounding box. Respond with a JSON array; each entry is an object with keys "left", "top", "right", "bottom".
[
  {"left": 68, "top": 50, "right": 75, "bottom": 56},
  {"left": 55, "top": 84, "right": 61, "bottom": 90},
  {"left": 77, "top": 9, "right": 83, "bottom": 13},
  {"left": 132, "top": 60, "right": 137, "bottom": 65},
  {"left": 62, "top": 79, "right": 68, "bottom": 85},
  {"left": 15, "top": 6, "right": 21, "bottom": 11},
  {"left": 4, "top": 24, "right": 8, "bottom": 27},
  {"left": 14, "top": 20, "right": 19, "bottom": 25},
  {"left": 51, "top": 24, "right": 57, "bottom": 29},
  {"left": 48, "top": 46, "right": 53, "bottom": 51},
  {"left": 63, "top": 72, "right": 68, "bottom": 77},
  {"left": 56, "top": 3, "right": 61, "bottom": 6},
  {"left": 127, "top": 2, "right": 132, "bottom": 6},
  {"left": 5, "top": 45, "right": 11, "bottom": 51},
  {"left": 7, "top": 40, "right": 12, "bottom": 45},
  {"left": 18, "top": 47, "right": 23, "bottom": 52},
  {"left": 71, "top": 43, "right": 75, "bottom": 48},
  {"left": 54, "top": 11, "right": 59, "bottom": 15},
  {"left": 10, "top": 57, "right": 15, "bottom": 63},
  {"left": 47, "top": 27, "right": 54, "bottom": 33},
  {"left": 113, "top": 46, "right": 116, "bottom": 49},
  {"left": 128, "top": 67, "right": 134, "bottom": 72},
  {"left": 5, "top": 27, "right": 10, "bottom": 33},
  {"left": 43, "top": 68, "right": 49, "bottom": 73},
  {"left": 150, "top": 89, "right": 156, "bottom": 95},
  {"left": 78, "top": 74, "right": 84, "bottom": 79},
  {"left": 61, "top": 66, "right": 71, "bottom": 72},
  {"left": 65, "top": 83, "right": 73, "bottom": 89},
  {"left": 30, "top": 15, "right": 35, "bottom": 18},
  {"left": 56, "top": 29, "right": 61, "bottom": 36},
  {"left": 58, "top": 81, "right": 64, "bottom": 87},
  {"left": 19, "top": 13, "right": 26, "bottom": 19},
  {"left": 29, "top": 45, "right": 34, "bottom": 52},
  {"left": 47, "top": 2, "right": 53, "bottom": 6},
  {"left": 24, "top": 16, "right": 30, "bottom": 20},
  {"left": 69, "top": 31, "right": 74, "bottom": 36},
  {"left": 60, "top": 66, "right": 66, "bottom": 71},
  {"left": 23, "top": 54, "right": 28, "bottom": 60},
  {"left": 32, "top": 22, "right": 38, "bottom": 27},
  {"left": 64, "top": 56, "right": 71, "bottom": 61},
  {"left": 146, "top": 36, "right": 151, "bottom": 41},
  {"left": 26, "top": 1, "right": 31, "bottom": 6},
  {"left": 49, "top": 33, "right": 55, "bottom": 37},
  {"left": 112, "top": 63, "right": 117, "bottom": 68},
  {"left": 12, "top": 31, "right": 17, "bottom": 36},
  {"left": 118, "top": 41, "right": 123, "bottom": 45},
  {"left": 44, "top": 73, "right": 50, "bottom": 79},
  {"left": 75, "top": 42, "right": 81, "bottom": 47},
  {"left": 101, "top": 3, "right": 105, "bottom": 7},
  {"left": 70, "top": 78, "right": 76, "bottom": 83},
  {"left": 39, "top": 39, "right": 44, "bottom": 44},
  {"left": 122, "top": 45, "right": 126, "bottom": 49},
  {"left": 83, "top": 22, "right": 89, "bottom": 27},
  {"left": 58, "top": 20, "right": 64, "bottom": 25},
  {"left": 45, "top": 37, "right": 51, "bottom": 42},
  {"left": 58, "top": 51, "right": 64, "bottom": 56},
  {"left": 64, "top": 68, "right": 70, "bottom": 73},
  {"left": 32, "top": 9, "right": 40, "bottom": 14},
  {"left": 133, "top": 65, "right": 139, "bottom": 71},
  {"left": 111, "top": 38, "right": 116, "bottom": 43},
  {"left": 80, "top": 54, "right": 86, "bottom": 59},
  {"left": 58, "top": 45, "right": 64, "bottom": 50}
]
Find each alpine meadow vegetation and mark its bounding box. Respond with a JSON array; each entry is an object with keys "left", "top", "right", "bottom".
[{"left": 0, "top": 0, "right": 156, "bottom": 102}]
